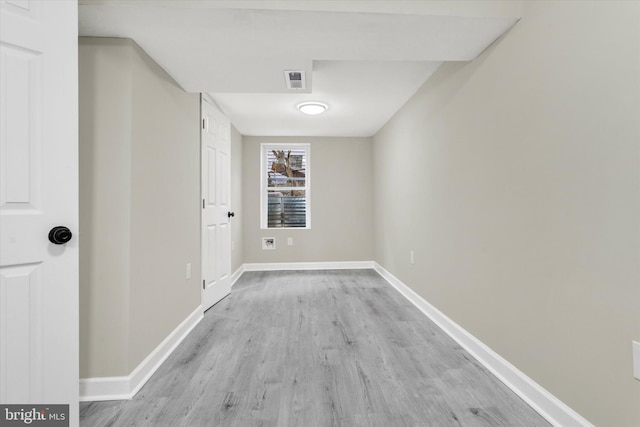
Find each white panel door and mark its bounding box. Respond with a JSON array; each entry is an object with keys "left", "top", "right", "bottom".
[
  {"left": 0, "top": 0, "right": 78, "bottom": 425},
  {"left": 201, "top": 97, "right": 231, "bottom": 311},
  {"left": 0, "top": 0, "right": 78, "bottom": 426}
]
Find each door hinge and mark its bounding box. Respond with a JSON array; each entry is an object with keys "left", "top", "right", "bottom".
[
  {"left": 203, "top": 279, "right": 205, "bottom": 290},
  {"left": 202, "top": 199, "right": 205, "bottom": 209},
  {"left": 202, "top": 118, "right": 206, "bottom": 130}
]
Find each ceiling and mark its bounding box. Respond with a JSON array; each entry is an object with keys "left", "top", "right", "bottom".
[{"left": 78, "top": 1, "right": 521, "bottom": 137}]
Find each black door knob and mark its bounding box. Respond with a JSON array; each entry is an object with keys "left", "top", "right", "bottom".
[
  {"left": 49, "top": 226, "right": 72, "bottom": 245},
  {"left": 227, "top": 211, "right": 235, "bottom": 218}
]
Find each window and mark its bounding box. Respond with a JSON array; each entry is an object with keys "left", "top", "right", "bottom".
[{"left": 261, "top": 143, "right": 310, "bottom": 229}]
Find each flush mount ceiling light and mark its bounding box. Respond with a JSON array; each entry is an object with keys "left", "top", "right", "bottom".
[{"left": 297, "top": 102, "right": 327, "bottom": 115}]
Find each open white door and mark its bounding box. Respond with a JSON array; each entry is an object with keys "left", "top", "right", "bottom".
[
  {"left": 0, "top": 0, "right": 79, "bottom": 425},
  {"left": 201, "top": 96, "right": 232, "bottom": 311}
]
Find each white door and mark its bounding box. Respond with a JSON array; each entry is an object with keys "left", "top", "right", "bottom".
[
  {"left": 0, "top": 0, "right": 78, "bottom": 425},
  {"left": 201, "top": 97, "right": 232, "bottom": 311}
]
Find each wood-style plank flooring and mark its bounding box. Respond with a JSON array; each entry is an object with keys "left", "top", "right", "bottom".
[{"left": 80, "top": 269, "right": 551, "bottom": 427}]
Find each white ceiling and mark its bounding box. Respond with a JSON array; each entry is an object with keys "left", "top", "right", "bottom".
[{"left": 78, "top": 1, "right": 521, "bottom": 137}]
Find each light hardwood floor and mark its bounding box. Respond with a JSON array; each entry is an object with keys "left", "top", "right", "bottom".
[{"left": 80, "top": 269, "right": 551, "bottom": 427}]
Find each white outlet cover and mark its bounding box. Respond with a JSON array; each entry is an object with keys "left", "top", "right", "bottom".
[
  {"left": 633, "top": 341, "right": 640, "bottom": 381},
  {"left": 262, "top": 237, "right": 276, "bottom": 250}
]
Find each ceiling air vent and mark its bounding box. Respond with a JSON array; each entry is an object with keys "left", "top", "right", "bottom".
[{"left": 284, "top": 70, "right": 306, "bottom": 90}]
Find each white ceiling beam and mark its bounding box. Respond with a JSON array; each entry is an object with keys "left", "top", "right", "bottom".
[{"left": 78, "top": 0, "right": 523, "bottom": 19}]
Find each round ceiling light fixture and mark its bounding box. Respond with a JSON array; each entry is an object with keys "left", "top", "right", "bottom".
[{"left": 297, "top": 102, "right": 327, "bottom": 115}]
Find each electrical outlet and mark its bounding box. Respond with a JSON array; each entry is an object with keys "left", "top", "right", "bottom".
[
  {"left": 287, "top": 237, "right": 293, "bottom": 246},
  {"left": 410, "top": 250, "right": 415, "bottom": 265},
  {"left": 186, "top": 263, "right": 191, "bottom": 280},
  {"left": 633, "top": 341, "right": 640, "bottom": 380}
]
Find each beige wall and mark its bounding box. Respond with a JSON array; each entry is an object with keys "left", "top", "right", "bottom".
[
  {"left": 373, "top": 2, "right": 640, "bottom": 426},
  {"left": 79, "top": 39, "right": 132, "bottom": 377},
  {"left": 79, "top": 38, "right": 201, "bottom": 377},
  {"left": 128, "top": 42, "right": 202, "bottom": 371},
  {"left": 231, "top": 125, "right": 244, "bottom": 272},
  {"left": 243, "top": 136, "right": 373, "bottom": 263}
]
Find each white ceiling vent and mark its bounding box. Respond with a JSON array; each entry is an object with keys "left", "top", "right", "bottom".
[{"left": 284, "top": 70, "right": 306, "bottom": 90}]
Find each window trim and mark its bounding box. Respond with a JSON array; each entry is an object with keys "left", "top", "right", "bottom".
[{"left": 260, "top": 143, "right": 311, "bottom": 230}]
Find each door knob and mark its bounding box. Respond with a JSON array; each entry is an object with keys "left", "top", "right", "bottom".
[
  {"left": 49, "top": 226, "right": 72, "bottom": 245},
  {"left": 227, "top": 211, "right": 235, "bottom": 218}
]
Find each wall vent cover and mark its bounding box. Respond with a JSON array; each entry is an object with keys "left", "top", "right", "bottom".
[{"left": 284, "top": 70, "right": 306, "bottom": 90}]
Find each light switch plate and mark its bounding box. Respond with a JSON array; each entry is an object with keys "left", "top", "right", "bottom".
[{"left": 633, "top": 341, "right": 640, "bottom": 381}]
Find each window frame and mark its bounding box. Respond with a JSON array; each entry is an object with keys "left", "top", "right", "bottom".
[{"left": 260, "top": 143, "right": 311, "bottom": 230}]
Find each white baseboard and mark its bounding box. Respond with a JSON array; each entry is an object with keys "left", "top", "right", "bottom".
[
  {"left": 78, "top": 376, "right": 129, "bottom": 402},
  {"left": 230, "top": 264, "right": 245, "bottom": 287},
  {"left": 373, "top": 263, "right": 593, "bottom": 427},
  {"left": 243, "top": 261, "right": 374, "bottom": 271},
  {"left": 80, "top": 305, "right": 203, "bottom": 402}
]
